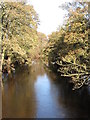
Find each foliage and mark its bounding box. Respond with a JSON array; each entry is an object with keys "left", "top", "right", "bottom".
[
  {"left": 0, "top": 1, "right": 41, "bottom": 73},
  {"left": 43, "top": 2, "right": 90, "bottom": 89},
  {"left": 37, "top": 32, "right": 48, "bottom": 58}
]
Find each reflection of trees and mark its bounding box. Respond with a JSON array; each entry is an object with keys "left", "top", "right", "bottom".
[
  {"left": 28, "top": 61, "right": 45, "bottom": 81},
  {"left": 3, "top": 61, "right": 90, "bottom": 118},
  {"left": 57, "top": 80, "right": 90, "bottom": 117},
  {"left": 2, "top": 66, "right": 37, "bottom": 118},
  {"left": 2, "top": 61, "right": 46, "bottom": 118},
  {"left": 45, "top": 69, "right": 90, "bottom": 118}
]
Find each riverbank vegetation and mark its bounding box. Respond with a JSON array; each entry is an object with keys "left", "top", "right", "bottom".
[
  {"left": 0, "top": 1, "right": 90, "bottom": 90},
  {"left": 0, "top": 1, "right": 47, "bottom": 74},
  {"left": 43, "top": 2, "right": 90, "bottom": 89}
]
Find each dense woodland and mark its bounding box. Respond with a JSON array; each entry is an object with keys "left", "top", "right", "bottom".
[
  {"left": 0, "top": 1, "right": 90, "bottom": 89},
  {"left": 43, "top": 2, "right": 90, "bottom": 89},
  {"left": 0, "top": 1, "right": 47, "bottom": 74}
]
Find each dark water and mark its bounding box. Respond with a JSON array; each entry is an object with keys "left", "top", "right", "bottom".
[{"left": 2, "top": 61, "right": 90, "bottom": 118}]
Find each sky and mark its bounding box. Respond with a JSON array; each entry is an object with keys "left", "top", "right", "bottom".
[{"left": 26, "top": 0, "right": 73, "bottom": 35}]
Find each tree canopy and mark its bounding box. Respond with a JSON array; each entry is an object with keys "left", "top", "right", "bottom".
[
  {"left": 0, "top": 1, "right": 90, "bottom": 90},
  {"left": 0, "top": 1, "right": 47, "bottom": 73},
  {"left": 43, "top": 2, "right": 90, "bottom": 89}
]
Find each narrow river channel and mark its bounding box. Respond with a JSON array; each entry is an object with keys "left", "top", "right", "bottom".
[{"left": 2, "top": 61, "right": 90, "bottom": 118}]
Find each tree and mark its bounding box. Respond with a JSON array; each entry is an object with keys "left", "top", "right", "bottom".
[
  {"left": 0, "top": 1, "right": 39, "bottom": 73},
  {"left": 43, "top": 2, "right": 90, "bottom": 89}
]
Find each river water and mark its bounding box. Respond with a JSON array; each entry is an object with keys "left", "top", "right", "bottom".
[{"left": 2, "top": 61, "right": 90, "bottom": 118}]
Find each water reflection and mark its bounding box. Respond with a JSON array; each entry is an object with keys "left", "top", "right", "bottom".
[
  {"left": 2, "top": 66, "right": 37, "bottom": 118},
  {"left": 46, "top": 71, "right": 90, "bottom": 118},
  {"left": 2, "top": 61, "right": 90, "bottom": 118}
]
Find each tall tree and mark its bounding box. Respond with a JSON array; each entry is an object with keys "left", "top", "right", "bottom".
[
  {"left": 43, "top": 2, "right": 90, "bottom": 89},
  {"left": 0, "top": 1, "right": 39, "bottom": 73}
]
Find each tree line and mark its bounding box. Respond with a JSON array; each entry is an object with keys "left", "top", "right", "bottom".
[
  {"left": 0, "top": 1, "right": 90, "bottom": 90},
  {"left": 43, "top": 2, "right": 90, "bottom": 89},
  {"left": 0, "top": 1, "right": 47, "bottom": 74}
]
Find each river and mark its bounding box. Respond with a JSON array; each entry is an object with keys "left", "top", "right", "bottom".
[{"left": 2, "top": 61, "right": 90, "bottom": 118}]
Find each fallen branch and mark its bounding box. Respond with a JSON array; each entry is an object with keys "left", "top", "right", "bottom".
[{"left": 61, "top": 72, "right": 89, "bottom": 77}]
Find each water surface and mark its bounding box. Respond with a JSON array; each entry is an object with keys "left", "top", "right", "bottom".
[{"left": 2, "top": 61, "right": 90, "bottom": 118}]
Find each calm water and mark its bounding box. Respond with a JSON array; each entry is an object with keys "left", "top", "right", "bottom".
[{"left": 2, "top": 61, "right": 90, "bottom": 118}]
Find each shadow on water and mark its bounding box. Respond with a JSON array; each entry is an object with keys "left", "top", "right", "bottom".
[{"left": 2, "top": 60, "right": 90, "bottom": 118}]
